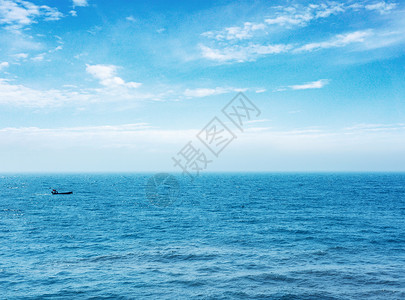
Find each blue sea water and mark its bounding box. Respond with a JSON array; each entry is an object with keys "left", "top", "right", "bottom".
[{"left": 1, "top": 173, "right": 404, "bottom": 299}]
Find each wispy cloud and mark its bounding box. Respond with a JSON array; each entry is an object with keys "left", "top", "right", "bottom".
[
  {"left": 200, "top": 43, "right": 291, "bottom": 63},
  {"left": 201, "top": 26, "right": 402, "bottom": 62},
  {"left": 245, "top": 118, "right": 271, "bottom": 124},
  {"left": 295, "top": 31, "right": 372, "bottom": 52},
  {"left": 203, "top": 2, "right": 349, "bottom": 41},
  {"left": 202, "top": 1, "right": 397, "bottom": 37},
  {"left": 1, "top": 122, "right": 405, "bottom": 172},
  {"left": 41, "top": 5, "right": 63, "bottom": 21},
  {"left": 31, "top": 52, "right": 46, "bottom": 61},
  {"left": 289, "top": 79, "right": 330, "bottom": 90},
  {"left": 0, "top": 77, "right": 165, "bottom": 107},
  {"left": 126, "top": 15, "right": 136, "bottom": 22},
  {"left": 202, "top": 22, "right": 266, "bottom": 41},
  {"left": 0, "top": 78, "right": 92, "bottom": 107},
  {"left": 275, "top": 79, "right": 330, "bottom": 91},
  {"left": 344, "top": 123, "right": 405, "bottom": 132},
  {"left": 183, "top": 87, "right": 246, "bottom": 98},
  {"left": 365, "top": 1, "right": 397, "bottom": 14},
  {"left": 264, "top": 2, "right": 345, "bottom": 27},
  {"left": 0, "top": 61, "right": 9, "bottom": 70},
  {"left": 0, "top": 69, "right": 246, "bottom": 107},
  {"left": 199, "top": 1, "right": 400, "bottom": 63},
  {"left": 265, "top": 2, "right": 396, "bottom": 27},
  {"left": 13, "top": 53, "right": 29, "bottom": 59},
  {"left": 0, "top": 124, "right": 196, "bottom": 150},
  {"left": 72, "top": 0, "right": 88, "bottom": 7},
  {"left": 2, "top": 122, "right": 404, "bottom": 154}
]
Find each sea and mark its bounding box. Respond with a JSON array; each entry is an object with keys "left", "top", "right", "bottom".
[{"left": 1, "top": 173, "right": 404, "bottom": 299}]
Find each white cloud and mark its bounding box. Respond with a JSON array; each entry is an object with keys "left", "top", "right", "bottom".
[
  {"left": 199, "top": 2, "right": 400, "bottom": 63},
  {"left": 276, "top": 79, "right": 330, "bottom": 91},
  {"left": 245, "top": 118, "right": 270, "bottom": 124},
  {"left": 72, "top": 0, "right": 88, "bottom": 7},
  {"left": 203, "top": 2, "right": 351, "bottom": 42},
  {"left": 344, "top": 123, "right": 405, "bottom": 132},
  {"left": 0, "top": 124, "right": 198, "bottom": 172},
  {"left": 264, "top": 2, "right": 394, "bottom": 28},
  {"left": 87, "top": 25, "right": 102, "bottom": 35},
  {"left": 0, "top": 75, "right": 243, "bottom": 108},
  {"left": 86, "top": 64, "right": 142, "bottom": 88},
  {"left": 86, "top": 64, "right": 116, "bottom": 80},
  {"left": 0, "top": 0, "right": 39, "bottom": 26},
  {"left": 295, "top": 31, "right": 372, "bottom": 52},
  {"left": 0, "top": 123, "right": 154, "bottom": 134},
  {"left": 365, "top": 2, "right": 397, "bottom": 14},
  {"left": 202, "top": 1, "right": 353, "bottom": 40},
  {"left": 265, "top": 9, "right": 313, "bottom": 27},
  {"left": 362, "top": 30, "right": 405, "bottom": 50},
  {"left": 183, "top": 87, "right": 244, "bottom": 98},
  {"left": 2, "top": 123, "right": 405, "bottom": 172},
  {"left": 0, "top": 78, "right": 92, "bottom": 107},
  {"left": 288, "top": 79, "right": 330, "bottom": 90},
  {"left": 126, "top": 15, "right": 136, "bottom": 22},
  {"left": 69, "top": 10, "right": 77, "bottom": 17},
  {"left": 13, "top": 52, "right": 28, "bottom": 59},
  {"left": 0, "top": 61, "right": 9, "bottom": 70},
  {"left": 202, "top": 22, "right": 266, "bottom": 41},
  {"left": 0, "top": 0, "right": 62, "bottom": 29},
  {"left": 0, "top": 77, "right": 159, "bottom": 107},
  {"left": 201, "top": 25, "right": 403, "bottom": 63},
  {"left": 200, "top": 43, "right": 291, "bottom": 62},
  {"left": 314, "top": 3, "right": 345, "bottom": 18},
  {"left": 0, "top": 124, "right": 196, "bottom": 152},
  {"left": 41, "top": 5, "right": 63, "bottom": 21},
  {"left": 31, "top": 52, "right": 45, "bottom": 61},
  {"left": 265, "top": 15, "right": 306, "bottom": 26}
]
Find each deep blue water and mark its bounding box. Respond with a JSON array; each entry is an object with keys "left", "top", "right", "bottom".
[{"left": 1, "top": 173, "right": 404, "bottom": 299}]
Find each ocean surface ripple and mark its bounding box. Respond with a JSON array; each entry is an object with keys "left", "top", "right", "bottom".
[{"left": 1, "top": 173, "right": 404, "bottom": 299}]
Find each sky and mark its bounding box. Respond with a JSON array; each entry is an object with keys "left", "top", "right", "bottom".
[{"left": 0, "top": 0, "right": 404, "bottom": 173}]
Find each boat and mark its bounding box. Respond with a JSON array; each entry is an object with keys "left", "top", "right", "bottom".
[{"left": 52, "top": 190, "right": 73, "bottom": 195}]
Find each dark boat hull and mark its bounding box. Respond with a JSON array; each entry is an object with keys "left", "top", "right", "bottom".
[{"left": 52, "top": 192, "right": 73, "bottom": 195}]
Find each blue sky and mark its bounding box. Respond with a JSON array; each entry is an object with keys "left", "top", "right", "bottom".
[{"left": 0, "top": 0, "right": 404, "bottom": 172}]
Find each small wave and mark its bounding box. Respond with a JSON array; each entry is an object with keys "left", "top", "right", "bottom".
[
  {"left": 166, "top": 278, "right": 207, "bottom": 288},
  {"left": 196, "top": 266, "right": 223, "bottom": 273},
  {"left": 89, "top": 254, "right": 126, "bottom": 262},
  {"left": 232, "top": 272, "right": 296, "bottom": 283},
  {"left": 312, "top": 250, "right": 328, "bottom": 256},
  {"left": 153, "top": 252, "right": 218, "bottom": 263}
]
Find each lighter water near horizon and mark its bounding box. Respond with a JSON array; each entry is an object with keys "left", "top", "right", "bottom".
[{"left": 1, "top": 173, "right": 404, "bottom": 299}]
